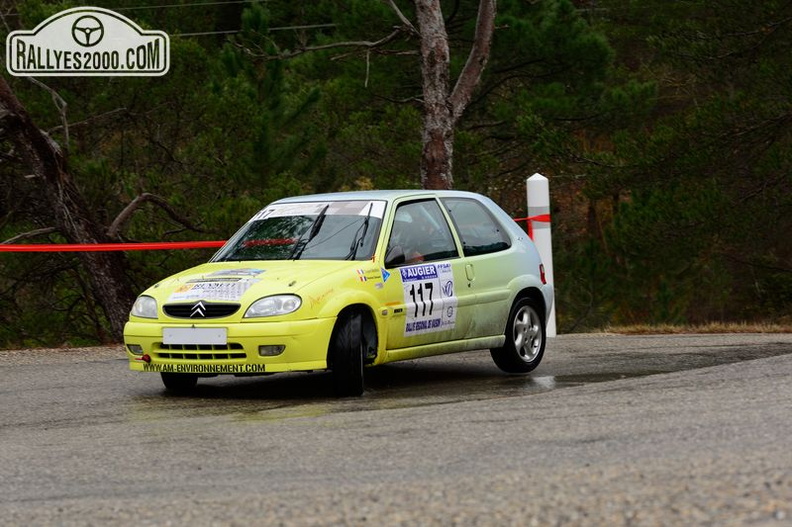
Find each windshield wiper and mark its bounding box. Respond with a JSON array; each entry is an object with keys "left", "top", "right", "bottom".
[
  {"left": 345, "top": 202, "right": 374, "bottom": 260},
  {"left": 289, "top": 204, "right": 330, "bottom": 260}
]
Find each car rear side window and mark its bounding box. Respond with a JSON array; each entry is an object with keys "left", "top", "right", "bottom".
[{"left": 442, "top": 198, "right": 511, "bottom": 257}]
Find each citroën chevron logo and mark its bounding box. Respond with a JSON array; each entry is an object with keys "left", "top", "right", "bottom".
[{"left": 190, "top": 301, "right": 207, "bottom": 318}]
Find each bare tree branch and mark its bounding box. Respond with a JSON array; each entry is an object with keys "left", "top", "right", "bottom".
[
  {"left": 273, "top": 28, "right": 404, "bottom": 59},
  {"left": 329, "top": 48, "right": 418, "bottom": 62},
  {"left": 0, "top": 6, "right": 13, "bottom": 33},
  {"left": 382, "top": 0, "right": 419, "bottom": 34},
  {"left": 449, "top": 0, "right": 496, "bottom": 123},
  {"left": 25, "top": 77, "right": 70, "bottom": 151},
  {"left": 108, "top": 192, "right": 208, "bottom": 239},
  {"left": 1, "top": 227, "right": 57, "bottom": 244},
  {"left": 49, "top": 107, "right": 127, "bottom": 136},
  {"left": 365, "top": 50, "right": 371, "bottom": 87},
  {"left": 0, "top": 147, "right": 20, "bottom": 163}
]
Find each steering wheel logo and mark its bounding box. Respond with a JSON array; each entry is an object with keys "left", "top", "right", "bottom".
[{"left": 71, "top": 15, "right": 104, "bottom": 47}]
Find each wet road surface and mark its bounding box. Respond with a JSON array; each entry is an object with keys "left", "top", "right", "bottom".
[{"left": 1, "top": 333, "right": 791, "bottom": 525}]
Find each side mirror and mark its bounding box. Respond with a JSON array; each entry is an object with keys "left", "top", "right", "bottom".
[{"left": 384, "top": 245, "right": 405, "bottom": 268}]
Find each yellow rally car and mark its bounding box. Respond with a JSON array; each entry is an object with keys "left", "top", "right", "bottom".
[{"left": 124, "top": 190, "right": 554, "bottom": 396}]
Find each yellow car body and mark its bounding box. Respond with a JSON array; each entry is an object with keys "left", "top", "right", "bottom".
[{"left": 124, "top": 190, "right": 553, "bottom": 395}]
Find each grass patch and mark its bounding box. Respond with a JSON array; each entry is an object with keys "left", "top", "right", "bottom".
[{"left": 602, "top": 322, "right": 792, "bottom": 335}]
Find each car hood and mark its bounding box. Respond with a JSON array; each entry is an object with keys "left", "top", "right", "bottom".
[{"left": 144, "top": 261, "right": 355, "bottom": 305}]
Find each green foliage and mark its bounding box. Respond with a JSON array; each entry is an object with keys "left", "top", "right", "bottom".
[
  {"left": 0, "top": 1, "right": 326, "bottom": 347},
  {"left": 2, "top": 0, "right": 790, "bottom": 347},
  {"left": 604, "top": 181, "right": 731, "bottom": 323},
  {"left": 559, "top": 0, "right": 792, "bottom": 329}
]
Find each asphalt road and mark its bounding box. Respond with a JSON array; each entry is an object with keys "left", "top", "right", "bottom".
[{"left": 1, "top": 333, "right": 791, "bottom": 526}]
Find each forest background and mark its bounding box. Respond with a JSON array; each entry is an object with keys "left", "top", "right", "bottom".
[{"left": 0, "top": 0, "right": 790, "bottom": 348}]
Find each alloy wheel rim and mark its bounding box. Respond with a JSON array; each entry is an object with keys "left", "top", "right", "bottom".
[{"left": 513, "top": 305, "right": 541, "bottom": 362}]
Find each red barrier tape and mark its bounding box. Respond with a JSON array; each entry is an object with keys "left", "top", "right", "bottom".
[
  {"left": 0, "top": 241, "right": 226, "bottom": 252},
  {"left": 513, "top": 214, "right": 551, "bottom": 239},
  {"left": 0, "top": 216, "right": 551, "bottom": 252}
]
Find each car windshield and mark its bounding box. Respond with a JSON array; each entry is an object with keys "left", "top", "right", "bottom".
[{"left": 212, "top": 200, "right": 385, "bottom": 262}]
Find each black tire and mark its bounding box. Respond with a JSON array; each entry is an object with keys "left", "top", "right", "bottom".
[
  {"left": 329, "top": 310, "right": 365, "bottom": 397},
  {"left": 490, "top": 297, "right": 546, "bottom": 373},
  {"left": 161, "top": 372, "right": 198, "bottom": 393}
]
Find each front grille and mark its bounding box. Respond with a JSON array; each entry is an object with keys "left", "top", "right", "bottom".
[
  {"left": 163, "top": 302, "right": 240, "bottom": 319},
  {"left": 157, "top": 352, "right": 247, "bottom": 360},
  {"left": 156, "top": 342, "right": 246, "bottom": 360},
  {"left": 159, "top": 342, "right": 244, "bottom": 351}
]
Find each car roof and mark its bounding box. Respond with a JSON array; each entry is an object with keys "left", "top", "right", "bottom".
[
  {"left": 265, "top": 189, "right": 525, "bottom": 241},
  {"left": 272, "top": 189, "right": 489, "bottom": 205}
]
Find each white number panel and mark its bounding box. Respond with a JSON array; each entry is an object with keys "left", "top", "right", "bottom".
[{"left": 399, "top": 262, "right": 457, "bottom": 336}]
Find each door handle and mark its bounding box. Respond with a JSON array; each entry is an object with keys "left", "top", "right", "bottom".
[{"left": 465, "top": 263, "right": 475, "bottom": 282}]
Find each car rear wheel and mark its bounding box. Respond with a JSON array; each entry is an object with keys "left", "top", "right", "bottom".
[
  {"left": 329, "top": 310, "right": 365, "bottom": 397},
  {"left": 490, "top": 297, "right": 545, "bottom": 373},
  {"left": 161, "top": 372, "right": 198, "bottom": 393}
]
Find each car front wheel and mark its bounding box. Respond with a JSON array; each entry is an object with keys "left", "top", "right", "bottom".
[
  {"left": 329, "top": 310, "right": 365, "bottom": 397},
  {"left": 161, "top": 372, "right": 198, "bottom": 393},
  {"left": 490, "top": 297, "right": 546, "bottom": 373}
]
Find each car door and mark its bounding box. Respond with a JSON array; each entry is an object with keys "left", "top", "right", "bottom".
[
  {"left": 440, "top": 197, "right": 514, "bottom": 339},
  {"left": 381, "top": 198, "right": 474, "bottom": 350}
]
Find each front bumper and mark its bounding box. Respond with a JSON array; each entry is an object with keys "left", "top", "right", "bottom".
[{"left": 124, "top": 316, "right": 336, "bottom": 374}]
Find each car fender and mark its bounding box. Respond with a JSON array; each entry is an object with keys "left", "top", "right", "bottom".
[
  {"left": 309, "top": 285, "right": 388, "bottom": 356},
  {"left": 505, "top": 274, "right": 553, "bottom": 320}
]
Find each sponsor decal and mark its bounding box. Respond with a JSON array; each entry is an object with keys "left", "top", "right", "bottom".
[
  {"left": 442, "top": 280, "right": 454, "bottom": 297},
  {"left": 142, "top": 363, "right": 267, "bottom": 374},
  {"left": 399, "top": 264, "right": 438, "bottom": 281},
  {"left": 249, "top": 201, "right": 386, "bottom": 222},
  {"left": 208, "top": 268, "right": 265, "bottom": 277},
  {"left": 6, "top": 6, "right": 169, "bottom": 76},
  {"left": 308, "top": 289, "right": 335, "bottom": 309},
  {"left": 356, "top": 268, "right": 381, "bottom": 283},
  {"left": 168, "top": 279, "right": 258, "bottom": 302},
  {"left": 400, "top": 262, "right": 457, "bottom": 336}
]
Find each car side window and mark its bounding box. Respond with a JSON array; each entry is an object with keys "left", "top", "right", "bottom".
[
  {"left": 441, "top": 198, "right": 511, "bottom": 257},
  {"left": 386, "top": 200, "right": 459, "bottom": 266}
]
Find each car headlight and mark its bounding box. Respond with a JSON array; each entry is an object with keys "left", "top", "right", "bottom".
[
  {"left": 131, "top": 295, "right": 158, "bottom": 318},
  {"left": 244, "top": 295, "right": 302, "bottom": 318}
]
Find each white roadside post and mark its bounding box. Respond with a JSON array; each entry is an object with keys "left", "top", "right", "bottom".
[{"left": 526, "top": 173, "right": 557, "bottom": 337}]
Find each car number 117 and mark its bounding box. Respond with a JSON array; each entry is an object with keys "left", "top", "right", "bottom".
[{"left": 399, "top": 262, "right": 457, "bottom": 336}]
